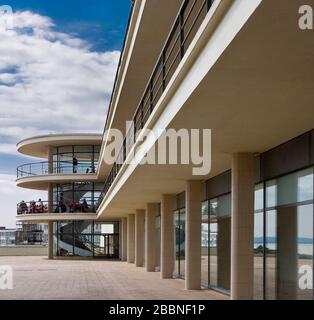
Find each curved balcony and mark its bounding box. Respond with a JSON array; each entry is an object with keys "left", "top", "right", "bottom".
[
  {"left": 16, "top": 198, "right": 99, "bottom": 223},
  {"left": 17, "top": 198, "right": 98, "bottom": 215},
  {"left": 17, "top": 161, "right": 97, "bottom": 179}
]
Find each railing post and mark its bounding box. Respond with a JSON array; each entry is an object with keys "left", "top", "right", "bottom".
[
  {"left": 123, "top": 139, "right": 127, "bottom": 162},
  {"left": 141, "top": 101, "right": 144, "bottom": 129},
  {"left": 150, "top": 79, "right": 153, "bottom": 113},
  {"left": 180, "top": 5, "right": 185, "bottom": 59},
  {"left": 162, "top": 51, "right": 166, "bottom": 91}
]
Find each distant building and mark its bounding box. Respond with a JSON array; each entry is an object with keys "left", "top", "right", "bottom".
[
  {"left": 0, "top": 227, "right": 16, "bottom": 246},
  {"left": 15, "top": 222, "right": 48, "bottom": 245}
]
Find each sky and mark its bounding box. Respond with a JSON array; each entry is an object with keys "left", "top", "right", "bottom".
[{"left": 0, "top": 0, "right": 131, "bottom": 227}]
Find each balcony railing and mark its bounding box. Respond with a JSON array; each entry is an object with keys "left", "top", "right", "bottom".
[
  {"left": 17, "top": 198, "right": 98, "bottom": 215},
  {"left": 99, "top": 0, "right": 214, "bottom": 204},
  {"left": 17, "top": 161, "right": 98, "bottom": 178}
]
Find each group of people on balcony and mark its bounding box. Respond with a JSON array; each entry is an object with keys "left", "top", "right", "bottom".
[
  {"left": 54, "top": 198, "right": 91, "bottom": 213},
  {"left": 17, "top": 199, "right": 48, "bottom": 215},
  {"left": 18, "top": 198, "right": 92, "bottom": 215}
]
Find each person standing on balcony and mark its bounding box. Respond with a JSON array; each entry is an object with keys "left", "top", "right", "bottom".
[
  {"left": 37, "top": 198, "right": 44, "bottom": 213},
  {"left": 73, "top": 156, "right": 78, "bottom": 173},
  {"left": 81, "top": 198, "right": 89, "bottom": 213}
]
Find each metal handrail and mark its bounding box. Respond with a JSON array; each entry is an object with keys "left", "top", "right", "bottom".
[
  {"left": 99, "top": 0, "right": 214, "bottom": 204},
  {"left": 17, "top": 160, "right": 98, "bottom": 178},
  {"left": 17, "top": 198, "right": 99, "bottom": 215}
]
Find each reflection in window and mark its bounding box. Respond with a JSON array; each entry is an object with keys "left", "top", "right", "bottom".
[
  {"left": 297, "top": 204, "right": 313, "bottom": 300},
  {"left": 254, "top": 167, "right": 314, "bottom": 300},
  {"left": 174, "top": 209, "right": 185, "bottom": 278},
  {"left": 254, "top": 184, "right": 264, "bottom": 211},
  {"left": 155, "top": 210, "right": 161, "bottom": 270},
  {"left": 265, "top": 210, "right": 277, "bottom": 300},
  {"left": 201, "top": 194, "right": 231, "bottom": 292},
  {"left": 266, "top": 181, "right": 277, "bottom": 208},
  {"left": 254, "top": 213, "right": 264, "bottom": 299},
  {"left": 209, "top": 218, "right": 218, "bottom": 287},
  {"left": 174, "top": 211, "right": 180, "bottom": 276},
  {"left": 201, "top": 201, "right": 209, "bottom": 286},
  {"left": 298, "top": 169, "right": 313, "bottom": 202},
  {"left": 180, "top": 210, "right": 186, "bottom": 278}
]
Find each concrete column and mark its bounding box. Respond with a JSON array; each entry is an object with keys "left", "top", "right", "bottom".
[
  {"left": 121, "top": 218, "right": 128, "bottom": 261},
  {"left": 48, "top": 183, "right": 53, "bottom": 213},
  {"left": 161, "top": 194, "right": 175, "bottom": 279},
  {"left": 135, "top": 209, "right": 145, "bottom": 267},
  {"left": 185, "top": 180, "right": 202, "bottom": 290},
  {"left": 48, "top": 146, "right": 54, "bottom": 174},
  {"left": 48, "top": 221, "right": 53, "bottom": 260},
  {"left": 145, "top": 203, "right": 158, "bottom": 272},
  {"left": 127, "top": 214, "right": 135, "bottom": 263},
  {"left": 231, "top": 153, "right": 255, "bottom": 300},
  {"left": 119, "top": 222, "right": 122, "bottom": 260}
]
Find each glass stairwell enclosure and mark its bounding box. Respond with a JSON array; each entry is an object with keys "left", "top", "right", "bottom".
[
  {"left": 52, "top": 183, "right": 103, "bottom": 213},
  {"left": 53, "top": 221, "right": 119, "bottom": 258}
]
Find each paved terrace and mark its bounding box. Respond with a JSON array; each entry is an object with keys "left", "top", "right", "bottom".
[{"left": 0, "top": 256, "right": 228, "bottom": 300}]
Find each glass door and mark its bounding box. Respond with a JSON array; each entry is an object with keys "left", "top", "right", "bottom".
[{"left": 94, "top": 234, "right": 119, "bottom": 258}]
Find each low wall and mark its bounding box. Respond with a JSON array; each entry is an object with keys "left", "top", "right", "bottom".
[{"left": 0, "top": 245, "right": 48, "bottom": 256}]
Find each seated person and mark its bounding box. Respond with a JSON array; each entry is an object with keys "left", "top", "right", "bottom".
[
  {"left": 29, "top": 200, "right": 36, "bottom": 213},
  {"left": 18, "top": 201, "right": 28, "bottom": 214},
  {"left": 68, "top": 200, "right": 81, "bottom": 212}
]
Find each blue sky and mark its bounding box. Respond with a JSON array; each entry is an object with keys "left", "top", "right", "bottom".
[
  {"left": 0, "top": 0, "right": 131, "bottom": 227},
  {"left": 8, "top": 0, "right": 131, "bottom": 51}
]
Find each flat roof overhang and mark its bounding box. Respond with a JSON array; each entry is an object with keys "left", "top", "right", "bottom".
[
  {"left": 17, "top": 134, "right": 102, "bottom": 159},
  {"left": 98, "top": 0, "right": 181, "bottom": 179},
  {"left": 97, "top": 0, "right": 314, "bottom": 218}
]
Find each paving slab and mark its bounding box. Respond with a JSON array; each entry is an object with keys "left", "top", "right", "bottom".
[{"left": 0, "top": 256, "right": 228, "bottom": 300}]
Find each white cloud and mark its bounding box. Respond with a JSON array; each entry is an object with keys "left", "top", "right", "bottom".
[
  {"left": 0, "top": 10, "right": 119, "bottom": 145},
  {"left": 0, "top": 174, "right": 46, "bottom": 228},
  {"left": 0, "top": 10, "right": 120, "bottom": 227},
  {"left": 0, "top": 143, "right": 18, "bottom": 155}
]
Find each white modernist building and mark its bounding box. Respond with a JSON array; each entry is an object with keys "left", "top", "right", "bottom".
[{"left": 16, "top": 0, "right": 314, "bottom": 300}]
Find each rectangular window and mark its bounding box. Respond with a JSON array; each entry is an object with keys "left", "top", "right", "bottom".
[
  {"left": 201, "top": 201, "right": 209, "bottom": 287},
  {"left": 254, "top": 184, "right": 264, "bottom": 300},
  {"left": 297, "top": 204, "right": 313, "bottom": 300},
  {"left": 254, "top": 166, "right": 314, "bottom": 300},
  {"left": 54, "top": 221, "right": 119, "bottom": 258},
  {"left": 173, "top": 210, "right": 180, "bottom": 277},
  {"left": 173, "top": 209, "right": 185, "bottom": 278},
  {"left": 201, "top": 193, "right": 231, "bottom": 292}
]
